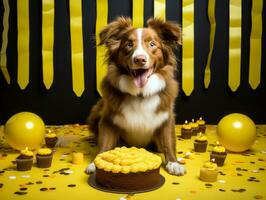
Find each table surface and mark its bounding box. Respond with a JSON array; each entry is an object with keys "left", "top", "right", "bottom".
[{"left": 0, "top": 125, "right": 266, "bottom": 200}]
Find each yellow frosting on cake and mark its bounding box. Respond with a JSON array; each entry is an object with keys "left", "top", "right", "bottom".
[
  {"left": 197, "top": 117, "right": 205, "bottom": 125},
  {"left": 203, "top": 161, "right": 217, "bottom": 169},
  {"left": 37, "top": 148, "right": 52, "bottom": 155},
  {"left": 182, "top": 120, "right": 192, "bottom": 130},
  {"left": 94, "top": 147, "right": 162, "bottom": 174},
  {"left": 190, "top": 119, "right": 199, "bottom": 128},
  {"left": 213, "top": 146, "right": 226, "bottom": 153},
  {"left": 20, "top": 149, "right": 33, "bottom": 156},
  {"left": 46, "top": 133, "right": 57, "bottom": 138},
  {"left": 195, "top": 134, "right": 207, "bottom": 141}
]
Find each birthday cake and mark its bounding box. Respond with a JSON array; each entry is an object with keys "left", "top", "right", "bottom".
[{"left": 94, "top": 147, "right": 162, "bottom": 190}]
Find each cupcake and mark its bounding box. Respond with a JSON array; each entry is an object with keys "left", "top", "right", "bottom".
[
  {"left": 16, "top": 147, "right": 34, "bottom": 171},
  {"left": 200, "top": 160, "right": 218, "bottom": 182},
  {"left": 45, "top": 130, "right": 58, "bottom": 148},
  {"left": 36, "top": 148, "right": 53, "bottom": 168},
  {"left": 197, "top": 117, "right": 206, "bottom": 133},
  {"left": 210, "top": 143, "right": 227, "bottom": 166},
  {"left": 190, "top": 119, "right": 199, "bottom": 136},
  {"left": 194, "top": 133, "right": 208, "bottom": 152},
  {"left": 181, "top": 120, "right": 192, "bottom": 139}
]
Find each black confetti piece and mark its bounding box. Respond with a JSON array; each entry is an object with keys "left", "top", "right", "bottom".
[
  {"left": 219, "top": 189, "right": 226, "bottom": 192},
  {"left": 43, "top": 175, "right": 49, "bottom": 177},
  {"left": 172, "top": 182, "right": 180, "bottom": 185},
  {"left": 20, "top": 187, "right": 28, "bottom": 191},
  {"left": 49, "top": 187, "right": 56, "bottom": 190},
  {"left": 36, "top": 181, "right": 43, "bottom": 184},
  {"left": 205, "top": 184, "right": 213, "bottom": 188},
  {"left": 14, "top": 191, "right": 27, "bottom": 195},
  {"left": 0, "top": 170, "right": 5, "bottom": 174},
  {"left": 67, "top": 184, "right": 76, "bottom": 187},
  {"left": 40, "top": 188, "right": 48, "bottom": 191},
  {"left": 0, "top": 183, "right": 3, "bottom": 188}
]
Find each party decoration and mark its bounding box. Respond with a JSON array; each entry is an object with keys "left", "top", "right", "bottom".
[
  {"left": 69, "top": 0, "right": 85, "bottom": 97},
  {"left": 17, "top": 0, "right": 30, "bottom": 89},
  {"left": 4, "top": 112, "right": 45, "bottom": 150},
  {"left": 182, "top": 0, "right": 194, "bottom": 96},
  {"left": 154, "top": 0, "right": 166, "bottom": 21},
  {"left": 96, "top": 0, "right": 108, "bottom": 96},
  {"left": 204, "top": 0, "right": 216, "bottom": 88},
  {"left": 228, "top": 0, "right": 241, "bottom": 91},
  {"left": 249, "top": 0, "right": 263, "bottom": 89},
  {"left": 217, "top": 113, "right": 256, "bottom": 152},
  {"left": 132, "top": 0, "right": 144, "bottom": 28},
  {"left": 0, "top": 0, "right": 10, "bottom": 84},
  {"left": 42, "top": 0, "right": 55, "bottom": 89}
]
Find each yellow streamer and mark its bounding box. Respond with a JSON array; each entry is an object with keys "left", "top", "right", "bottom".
[
  {"left": 42, "top": 0, "right": 54, "bottom": 89},
  {"left": 0, "top": 0, "right": 10, "bottom": 84},
  {"left": 17, "top": 0, "right": 30, "bottom": 89},
  {"left": 154, "top": 0, "right": 166, "bottom": 21},
  {"left": 69, "top": 0, "right": 85, "bottom": 97},
  {"left": 96, "top": 0, "right": 108, "bottom": 96},
  {"left": 204, "top": 0, "right": 216, "bottom": 89},
  {"left": 249, "top": 0, "right": 263, "bottom": 89},
  {"left": 228, "top": 0, "right": 241, "bottom": 92},
  {"left": 182, "top": 0, "right": 194, "bottom": 96},
  {"left": 132, "top": 0, "right": 144, "bottom": 28}
]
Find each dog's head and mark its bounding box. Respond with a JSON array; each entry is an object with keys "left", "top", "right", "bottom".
[{"left": 99, "top": 17, "right": 181, "bottom": 89}]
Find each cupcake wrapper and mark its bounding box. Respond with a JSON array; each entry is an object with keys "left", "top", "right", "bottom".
[
  {"left": 36, "top": 154, "right": 53, "bottom": 168},
  {"left": 16, "top": 157, "right": 33, "bottom": 171},
  {"left": 210, "top": 152, "right": 227, "bottom": 166}
]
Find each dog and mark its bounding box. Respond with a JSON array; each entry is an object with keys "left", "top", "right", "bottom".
[{"left": 85, "top": 17, "right": 185, "bottom": 176}]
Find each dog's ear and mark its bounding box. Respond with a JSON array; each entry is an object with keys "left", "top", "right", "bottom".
[
  {"left": 99, "top": 17, "right": 132, "bottom": 50},
  {"left": 147, "top": 18, "right": 181, "bottom": 48}
]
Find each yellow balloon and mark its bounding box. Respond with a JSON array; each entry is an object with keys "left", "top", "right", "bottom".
[
  {"left": 4, "top": 112, "right": 45, "bottom": 150},
  {"left": 217, "top": 113, "right": 256, "bottom": 152}
]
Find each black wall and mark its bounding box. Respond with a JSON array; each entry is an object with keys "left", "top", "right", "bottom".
[{"left": 0, "top": 0, "right": 265, "bottom": 125}]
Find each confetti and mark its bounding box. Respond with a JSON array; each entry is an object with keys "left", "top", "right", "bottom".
[
  {"left": 14, "top": 191, "right": 27, "bottom": 195},
  {"left": 8, "top": 176, "right": 16, "bottom": 180},
  {"left": 21, "top": 175, "right": 31, "bottom": 178},
  {"left": 67, "top": 184, "right": 76, "bottom": 187},
  {"left": 218, "top": 180, "right": 226, "bottom": 183},
  {"left": 254, "top": 195, "right": 264, "bottom": 199},
  {"left": 40, "top": 188, "right": 48, "bottom": 191}
]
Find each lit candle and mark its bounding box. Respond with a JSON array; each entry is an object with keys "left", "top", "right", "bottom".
[{"left": 72, "top": 152, "right": 84, "bottom": 164}]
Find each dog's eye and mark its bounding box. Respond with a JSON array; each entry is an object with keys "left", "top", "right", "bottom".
[
  {"left": 149, "top": 41, "right": 156, "bottom": 48},
  {"left": 126, "top": 41, "right": 134, "bottom": 48}
]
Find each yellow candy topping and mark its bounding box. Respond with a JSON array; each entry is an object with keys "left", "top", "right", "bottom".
[
  {"left": 20, "top": 148, "right": 33, "bottom": 156},
  {"left": 190, "top": 119, "right": 199, "bottom": 128},
  {"left": 46, "top": 133, "right": 57, "bottom": 138},
  {"left": 213, "top": 146, "right": 226, "bottom": 153},
  {"left": 197, "top": 117, "right": 205, "bottom": 125},
  {"left": 37, "top": 148, "right": 52, "bottom": 155},
  {"left": 182, "top": 120, "right": 192, "bottom": 129},
  {"left": 195, "top": 133, "right": 207, "bottom": 141},
  {"left": 203, "top": 161, "right": 217, "bottom": 169},
  {"left": 94, "top": 147, "right": 162, "bottom": 174}
]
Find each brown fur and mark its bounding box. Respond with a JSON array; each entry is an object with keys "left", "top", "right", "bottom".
[{"left": 88, "top": 17, "right": 181, "bottom": 163}]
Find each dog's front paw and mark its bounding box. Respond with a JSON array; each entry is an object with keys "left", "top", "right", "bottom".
[
  {"left": 85, "top": 162, "right": 96, "bottom": 174},
  {"left": 166, "top": 162, "right": 186, "bottom": 176}
]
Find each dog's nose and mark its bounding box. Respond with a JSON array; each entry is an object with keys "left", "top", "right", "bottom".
[{"left": 133, "top": 55, "right": 147, "bottom": 66}]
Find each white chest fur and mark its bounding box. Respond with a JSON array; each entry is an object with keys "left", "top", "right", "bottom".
[{"left": 113, "top": 95, "right": 169, "bottom": 147}]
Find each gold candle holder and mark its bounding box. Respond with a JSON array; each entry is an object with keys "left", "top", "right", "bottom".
[{"left": 72, "top": 152, "right": 84, "bottom": 164}]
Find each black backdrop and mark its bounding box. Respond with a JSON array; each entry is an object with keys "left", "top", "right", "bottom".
[{"left": 0, "top": 0, "right": 265, "bottom": 125}]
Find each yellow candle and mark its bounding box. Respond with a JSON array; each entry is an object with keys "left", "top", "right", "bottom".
[{"left": 72, "top": 152, "right": 84, "bottom": 164}]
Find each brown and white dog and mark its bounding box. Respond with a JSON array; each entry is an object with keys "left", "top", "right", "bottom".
[{"left": 86, "top": 17, "right": 185, "bottom": 176}]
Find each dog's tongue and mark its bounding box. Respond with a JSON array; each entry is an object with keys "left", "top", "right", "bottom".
[{"left": 133, "top": 73, "right": 148, "bottom": 88}]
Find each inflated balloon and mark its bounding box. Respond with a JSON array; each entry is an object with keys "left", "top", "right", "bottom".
[
  {"left": 4, "top": 112, "right": 45, "bottom": 150},
  {"left": 217, "top": 113, "right": 256, "bottom": 152}
]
